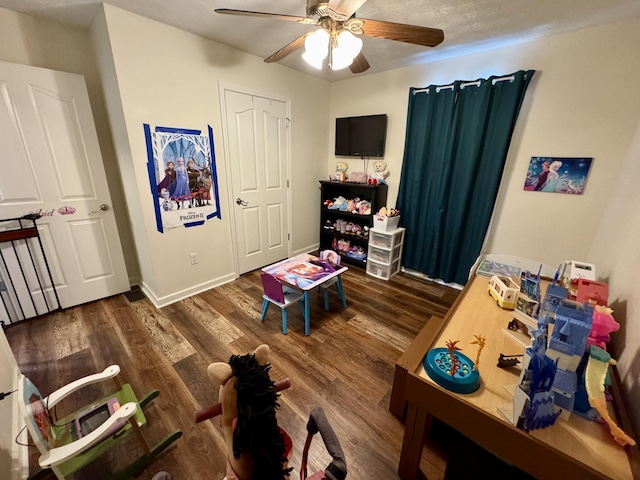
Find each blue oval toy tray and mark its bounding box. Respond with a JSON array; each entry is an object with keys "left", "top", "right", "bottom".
[{"left": 423, "top": 347, "right": 480, "bottom": 394}]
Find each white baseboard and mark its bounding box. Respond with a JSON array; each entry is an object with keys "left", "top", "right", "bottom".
[
  {"left": 402, "top": 267, "right": 464, "bottom": 290},
  {"left": 293, "top": 243, "right": 319, "bottom": 256},
  {"left": 140, "top": 272, "right": 238, "bottom": 308}
]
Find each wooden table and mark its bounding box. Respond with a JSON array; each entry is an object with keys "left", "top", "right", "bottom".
[
  {"left": 394, "top": 275, "right": 634, "bottom": 480},
  {"left": 262, "top": 253, "right": 348, "bottom": 335}
]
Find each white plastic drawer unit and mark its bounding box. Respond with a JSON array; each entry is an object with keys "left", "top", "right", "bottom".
[
  {"left": 367, "top": 257, "right": 401, "bottom": 280},
  {"left": 369, "top": 227, "right": 405, "bottom": 250},
  {"left": 368, "top": 244, "right": 402, "bottom": 265},
  {"left": 366, "top": 227, "right": 405, "bottom": 280}
]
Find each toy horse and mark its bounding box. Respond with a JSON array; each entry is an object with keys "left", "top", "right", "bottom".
[
  {"left": 202, "top": 345, "right": 347, "bottom": 480},
  {"left": 207, "top": 345, "right": 292, "bottom": 480}
]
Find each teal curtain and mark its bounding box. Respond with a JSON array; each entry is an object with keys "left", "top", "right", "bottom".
[{"left": 397, "top": 70, "right": 534, "bottom": 285}]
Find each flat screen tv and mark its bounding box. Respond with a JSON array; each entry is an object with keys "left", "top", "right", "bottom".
[{"left": 335, "top": 114, "right": 387, "bottom": 157}]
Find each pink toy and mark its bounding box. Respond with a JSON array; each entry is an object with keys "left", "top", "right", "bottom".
[
  {"left": 576, "top": 279, "right": 608, "bottom": 306},
  {"left": 349, "top": 171, "right": 367, "bottom": 183},
  {"left": 587, "top": 305, "right": 620, "bottom": 350}
]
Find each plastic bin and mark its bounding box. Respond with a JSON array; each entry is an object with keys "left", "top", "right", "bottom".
[{"left": 373, "top": 215, "right": 400, "bottom": 232}]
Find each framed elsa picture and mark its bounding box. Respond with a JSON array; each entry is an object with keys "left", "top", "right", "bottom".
[{"left": 523, "top": 156, "right": 593, "bottom": 194}]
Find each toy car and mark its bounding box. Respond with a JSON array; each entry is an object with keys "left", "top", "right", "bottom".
[{"left": 488, "top": 275, "right": 519, "bottom": 309}]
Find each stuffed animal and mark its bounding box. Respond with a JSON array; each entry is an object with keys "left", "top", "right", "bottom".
[
  {"left": 207, "top": 345, "right": 292, "bottom": 480},
  {"left": 347, "top": 197, "right": 359, "bottom": 213},
  {"left": 368, "top": 161, "right": 389, "bottom": 185},
  {"left": 328, "top": 195, "right": 346, "bottom": 210},
  {"left": 356, "top": 199, "right": 371, "bottom": 215},
  {"left": 335, "top": 162, "right": 348, "bottom": 182}
]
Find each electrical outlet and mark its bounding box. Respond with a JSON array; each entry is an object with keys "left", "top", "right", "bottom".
[{"left": 189, "top": 253, "right": 198, "bottom": 265}]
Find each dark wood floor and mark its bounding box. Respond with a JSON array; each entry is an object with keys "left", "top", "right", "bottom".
[{"left": 6, "top": 266, "right": 459, "bottom": 480}]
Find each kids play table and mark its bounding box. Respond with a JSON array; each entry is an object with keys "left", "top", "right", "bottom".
[{"left": 262, "top": 253, "right": 348, "bottom": 335}]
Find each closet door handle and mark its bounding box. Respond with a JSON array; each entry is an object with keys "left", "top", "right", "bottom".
[
  {"left": 90, "top": 204, "right": 109, "bottom": 214},
  {"left": 235, "top": 198, "right": 248, "bottom": 206}
]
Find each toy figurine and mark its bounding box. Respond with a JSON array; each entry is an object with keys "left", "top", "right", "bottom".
[
  {"left": 335, "top": 161, "right": 348, "bottom": 182},
  {"left": 587, "top": 305, "right": 619, "bottom": 350},
  {"left": 497, "top": 354, "right": 522, "bottom": 368},
  {"left": 585, "top": 346, "right": 636, "bottom": 447},
  {"left": 470, "top": 334, "right": 486, "bottom": 371},
  {"left": 446, "top": 339, "right": 462, "bottom": 378}
]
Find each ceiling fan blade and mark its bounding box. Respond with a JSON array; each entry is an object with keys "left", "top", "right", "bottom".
[
  {"left": 356, "top": 18, "right": 444, "bottom": 47},
  {"left": 215, "top": 9, "right": 317, "bottom": 25},
  {"left": 264, "top": 33, "right": 309, "bottom": 63},
  {"left": 327, "top": 0, "right": 369, "bottom": 21},
  {"left": 349, "top": 52, "right": 370, "bottom": 74}
]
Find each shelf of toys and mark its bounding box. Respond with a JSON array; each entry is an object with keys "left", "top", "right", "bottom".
[{"left": 319, "top": 180, "right": 387, "bottom": 268}]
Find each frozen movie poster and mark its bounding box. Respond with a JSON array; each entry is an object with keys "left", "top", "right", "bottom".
[
  {"left": 523, "top": 156, "right": 593, "bottom": 194},
  {"left": 144, "top": 125, "right": 221, "bottom": 232}
]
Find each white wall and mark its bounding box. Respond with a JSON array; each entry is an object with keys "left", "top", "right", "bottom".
[
  {"left": 0, "top": 7, "right": 140, "bottom": 285},
  {"left": 588, "top": 123, "right": 640, "bottom": 435},
  {"left": 330, "top": 18, "right": 640, "bottom": 436},
  {"left": 94, "top": 5, "right": 330, "bottom": 305},
  {"left": 329, "top": 18, "right": 640, "bottom": 268}
]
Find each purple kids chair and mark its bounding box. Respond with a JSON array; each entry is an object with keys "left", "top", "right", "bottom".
[{"left": 260, "top": 272, "right": 306, "bottom": 334}]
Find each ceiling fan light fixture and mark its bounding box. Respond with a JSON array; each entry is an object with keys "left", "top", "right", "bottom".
[
  {"left": 302, "top": 50, "right": 325, "bottom": 69},
  {"left": 304, "top": 29, "right": 329, "bottom": 55},
  {"left": 303, "top": 28, "right": 329, "bottom": 68},
  {"left": 330, "top": 30, "right": 363, "bottom": 70}
]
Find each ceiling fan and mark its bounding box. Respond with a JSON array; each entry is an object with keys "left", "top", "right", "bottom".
[{"left": 216, "top": 0, "right": 444, "bottom": 73}]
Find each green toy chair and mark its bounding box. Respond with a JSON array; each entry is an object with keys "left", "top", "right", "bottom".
[{"left": 18, "top": 365, "right": 182, "bottom": 479}]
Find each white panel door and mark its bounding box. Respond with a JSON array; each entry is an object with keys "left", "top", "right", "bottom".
[
  {"left": 223, "top": 90, "right": 289, "bottom": 274},
  {"left": 0, "top": 61, "right": 129, "bottom": 319}
]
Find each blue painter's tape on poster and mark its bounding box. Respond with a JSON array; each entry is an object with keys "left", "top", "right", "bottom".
[
  {"left": 155, "top": 126, "right": 201, "bottom": 135},
  {"left": 208, "top": 125, "right": 222, "bottom": 220},
  {"left": 144, "top": 123, "right": 164, "bottom": 233}
]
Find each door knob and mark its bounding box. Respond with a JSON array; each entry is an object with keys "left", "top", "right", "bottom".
[
  {"left": 90, "top": 203, "right": 110, "bottom": 214},
  {"left": 235, "top": 198, "right": 248, "bottom": 206}
]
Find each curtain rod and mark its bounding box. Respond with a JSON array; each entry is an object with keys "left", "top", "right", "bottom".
[{"left": 412, "top": 74, "right": 515, "bottom": 95}]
